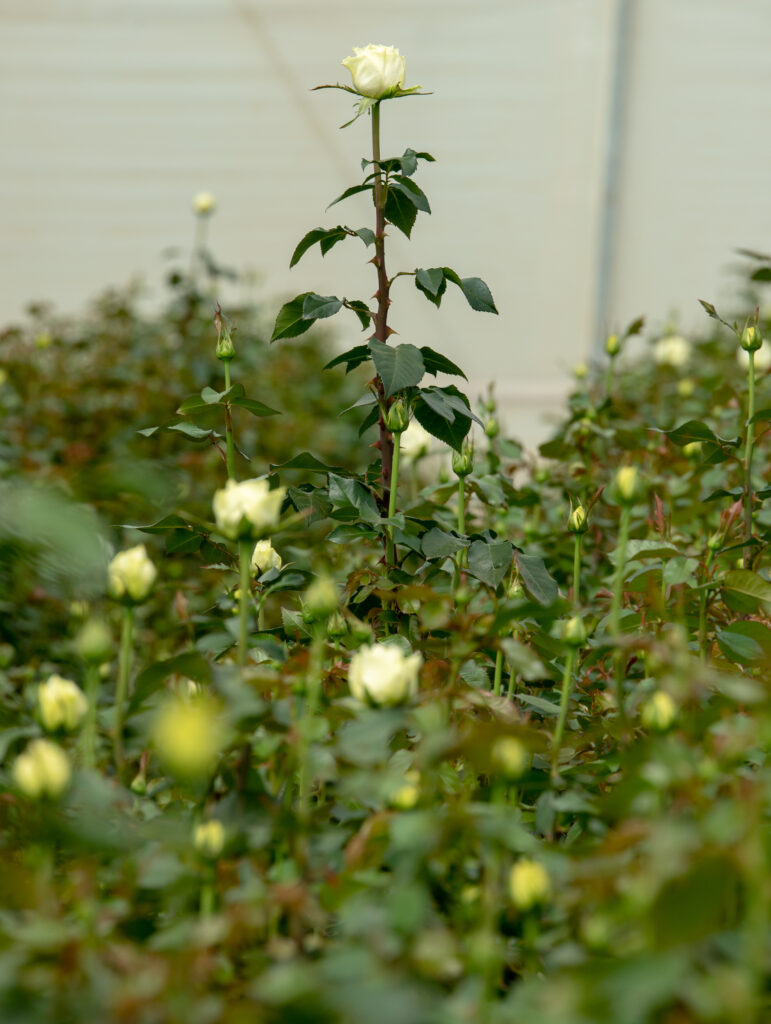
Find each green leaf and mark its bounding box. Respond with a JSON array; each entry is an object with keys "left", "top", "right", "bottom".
[
  {"left": 664, "top": 420, "right": 740, "bottom": 448},
  {"left": 289, "top": 226, "right": 346, "bottom": 268},
  {"left": 466, "top": 539, "right": 514, "bottom": 588},
  {"left": 229, "top": 395, "right": 281, "bottom": 417},
  {"left": 424, "top": 386, "right": 483, "bottom": 427},
  {"left": 722, "top": 569, "right": 771, "bottom": 605},
  {"left": 168, "top": 422, "right": 217, "bottom": 440},
  {"left": 421, "top": 527, "right": 467, "bottom": 559},
  {"left": 271, "top": 452, "right": 353, "bottom": 476},
  {"left": 384, "top": 187, "right": 418, "bottom": 238},
  {"left": 369, "top": 340, "right": 425, "bottom": 398},
  {"left": 327, "top": 183, "right": 373, "bottom": 209},
  {"left": 129, "top": 652, "right": 212, "bottom": 713},
  {"left": 442, "top": 268, "right": 498, "bottom": 313},
  {"left": 328, "top": 474, "right": 380, "bottom": 522},
  {"left": 413, "top": 385, "right": 472, "bottom": 451},
  {"left": 717, "top": 623, "right": 770, "bottom": 666},
  {"left": 324, "top": 345, "right": 372, "bottom": 372},
  {"left": 419, "top": 388, "right": 456, "bottom": 423},
  {"left": 345, "top": 299, "right": 373, "bottom": 331},
  {"left": 354, "top": 227, "right": 375, "bottom": 247},
  {"left": 420, "top": 347, "right": 467, "bottom": 379},
  {"left": 663, "top": 555, "right": 699, "bottom": 587},
  {"left": 515, "top": 692, "right": 560, "bottom": 717},
  {"left": 516, "top": 552, "right": 559, "bottom": 606},
  {"left": 302, "top": 293, "right": 343, "bottom": 320},
  {"left": 414, "top": 268, "right": 447, "bottom": 308},
  {"left": 499, "top": 638, "right": 547, "bottom": 681},
  {"left": 389, "top": 175, "right": 431, "bottom": 213},
  {"left": 271, "top": 293, "right": 315, "bottom": 341}
]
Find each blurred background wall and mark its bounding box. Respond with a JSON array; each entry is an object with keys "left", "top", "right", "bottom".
[{"left": 2, "top": 0, "right": 769, "bottom": 446}]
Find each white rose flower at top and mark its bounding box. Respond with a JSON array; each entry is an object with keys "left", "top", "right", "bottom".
[
  {"left": 213, "top": 478, "right": 286, "bottom": 540},
  {"left": 251, "top": 539, "right": 282, "bottom": 575},
  {"left": 342, "top": 44, "right": 406, "bottom": 99},
  {"left": 193, "top": 191, "right": 216, "bottom": 215},
  {"left": 108, "top": 544, "right": 157, "bottom": 603},
  {"left": 37, "top": 674, "right": 88, "bottom": 732},
  {"left": 653, "top": 334, "right": 690, "bottom": 368},
  {"left": 348, "top": 642, "right": 422, "bottom": 706}
]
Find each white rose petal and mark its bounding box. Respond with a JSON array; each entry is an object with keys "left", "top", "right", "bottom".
[
  {"left": 37, "top": 674, "right": 88, "bottom": 732},
  {"left": 348, "top": 642, "right": 422, "bottom": 706},
  {"left": 213, "top": 478, "right": 286, "bottom": 540},
  {"left": 341, "top": 44, "right": 406, "bottom": 99},
  {"left": 108, "top": 544, "right": 157, "bottom": 603}
]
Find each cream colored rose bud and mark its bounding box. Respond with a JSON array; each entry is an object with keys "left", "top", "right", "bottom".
[
  {"left": 348, "top": 642, "right": 422, "bottom": 706},
  {"left": 740, "top": 325, "right": 762, "bottom": 352},
  {"left": 251, "top": 539, "right": 282, "bottom": 576},
  {"left": 509, "top": 858, "right": 551, "bottom": 911},
  {"left": 37, "top": 674, "right": 88, "bottom": 732},
  {"left": 152, "top": 695, "right": 225, "bottom": 780},
  {"left": 613, "top": 465, "right": 644, "bottom": 505},
  {"left": 641, "top": 690, "right": 676, "bottom": 731},
  {"left": 490, "top": 737, "right": 530, "bottom": 780},
  {"left": 677, "top": 378, "right": 695, "bottom": 398},
  {"left": 213, "top": 478, "right": 286, "bottom": 541},
  {"left": 13, "top": 739, "right": 71, "bottom": 800},
  {"left": 605, "top": 334, "right": 620, "bottom": 357},
  {"left": 75, "top": 619, "right": 113, "bottom": 664},
  {"left": 567, "top": 503, "right": 587, "bottom": 534},
  {"left": 573, "top": 362, "right": 588, "bottom": 380},
  {"left": 193, "top": 191, "right": 216, "bottom": 215},
  {"left": 194, "top": 819, "right": 226, "bottom": 859},
  {"left": 341, "top": 44, "right": 406, "bottom": 99},
  {"left": 390, "top": 770, "right": 421, "bottom": 810},
  {"left": 108, "top": 544, "right": 157, "bottom": 603},
  {"left": 305, "top": 576, "right": 338, "bottom": 621},
  {"left": 562, "top": 615, "right": 587, "bottom": 648}
]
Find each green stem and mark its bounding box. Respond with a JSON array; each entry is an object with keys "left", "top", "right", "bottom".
[
  {"left": 81, "top": 663, "right": 101, "bottom": 769},
  {"left": 114, "top": 604, "right": 134, "bottom": 777},
  {"left": 199, "top": 879, "right": 215, "bottom": 918},
  {"left": 572, "top": 533, "right": 582, "bottom": 611},
  {"left": 698, "top": 549, "right": 714, "bottom": 661},
  {"left": 604, "top": 358, "right": 615, "bottom": 400},
  {"left": 238, "top": 541, "right": 251, "bottom": 669},
  {"left": 493, "top": 647, "right": 504, "bottom": 697},
  {"left": 299, "top": 627, "right": 325, "bottom": 827},
  {"left": 744, "top": 349, "right": 755, "bottom": 566},
  {"left": 552, "top": 647, "right": 577, "bottom": 777},
  {"left": 610, "top": 504, "right": 631, "bottom": 720},
  {"left": 223, "top": 361, "right": 236, "bottom": 481},
  {"left": 386, "top": 432, "right": 401, "bottom": 567}
]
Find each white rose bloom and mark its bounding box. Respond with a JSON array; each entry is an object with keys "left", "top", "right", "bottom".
[
  {"left": 193, "top": 191, "right": 216, "bottom": 215},
  {"left": 37, "top": 674, "right": 88, "bottom": 732},
  {"left": 108, "top": 544, "right": 157, "bottom": 603},
  {"left": 251, "top": 539, "right": 282, "bottom": 575},
  {"left": 13, "top": 739, "right": 71, "bottom": 800},
  {"left": 399, "top": 420, "right": 432, "bottom": 463},
  {"left": 348, "top": 642, "right": 422, "bottom": 706},
  {"left": 738, "top": 340, "right": 771, "bottom": 372},
  {"left": 213, "top": 478, "right": 286, "bottom": 540},
  {"left": 653, "top": 334, "right": 690, "bottom": 367},
  {"left": 342, "top": 44, "right": 406, "bottom": 99}
]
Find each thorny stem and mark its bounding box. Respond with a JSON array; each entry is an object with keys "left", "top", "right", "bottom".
[
  {"left": 386, "top": 431, "right": 401, "bottom": 569},
  {"left": 371, "top": 102, "right": 394, "bottom": 515}
]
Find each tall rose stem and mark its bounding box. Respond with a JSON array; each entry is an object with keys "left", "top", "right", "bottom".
[
  {"left": 371, "top": 102, "right": 394, "bottom": 519},
  {"left": 610, "top": 504, "right": 631, "bottom": 722},
  {"left": 81, "top": 663, "right": 100, "bottom": 769},
  {"left": 552, "top": 647, "right": 577, "bottom": 778},
  {"left": 114, "top": 604, "right": 134, "bottom": 777},
  {"left": 223, "top": 362, "right": 236, "bottom": 481},
  {"left": 386, "top": 431, "right": 401, "bottom": 570},
  {"left": 238, "top": 541, "right": 250, "bottom": 669},
  {"left": 743, "top": 349, "right": 755, "bottom": 567},
  {"left": 572, "top": 534, "right": 582, "bottom": 611}
]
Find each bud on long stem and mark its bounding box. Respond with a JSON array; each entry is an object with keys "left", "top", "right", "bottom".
[{"left": 371, "top": 103, "right": 394, "bottom": 513}]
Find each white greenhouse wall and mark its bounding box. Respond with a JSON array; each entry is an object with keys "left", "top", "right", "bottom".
[{"left": 1, "top": 0, "right": 769, "bottom": 447}]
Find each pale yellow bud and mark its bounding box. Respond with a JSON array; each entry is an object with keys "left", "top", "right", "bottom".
[
  {"left": 677, "top": 378, "right": 695, "bottom": 398},
  {"left": 390, "top": 770, "right": 421, "bottom": 809},
  {"left": 193, "top": 191, "right": 216, "bottom": 215},
  {"left": 37, "top": 674, "right": 88, "bottom": 732},
  {"left": 509, "top": 859, "right": 551, "bottom": 910},
  {"left": 490, "top": 737, "right": 530, "bottom": 779},
  {"left": 251, "top": 539, "right": 282, "bottom": 576},
  {"left": 641, "top": 690, "right": 677, "bottom": 731},
  {"left": 605, "top": 334, "right": 620, "bottom": 357},
  {"left": 108, "top": 544, "right": 157, "bottom": 603},
  {"left": 13, "top": 739, "right": 71, "bottom": 800},
  {"left": 152, "top": 696, "right": 225, "bottom": 780},
  {"left": 567, "top": 504, "right": 587, "bottom": 534},
  {"left": 194, "top": 819, "right": 226, "bottom": 859},
  {"left": 614, "top": 465, "right": 643, "bottom": 504}
]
